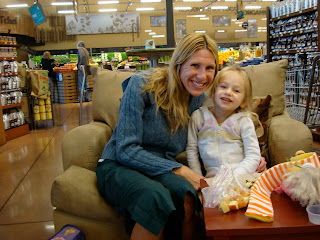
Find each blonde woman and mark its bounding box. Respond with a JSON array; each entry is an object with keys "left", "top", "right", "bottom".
[{"left": 96, "top": 33, "right": 219, "bottom": 240}]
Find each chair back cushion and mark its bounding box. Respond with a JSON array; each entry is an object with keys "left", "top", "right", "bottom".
[
  {"left": 90, "top": 66, "right": 134, "bottom": 130},
  {"left": 244, "top": 59, "right": 288, "bottom": 117}
]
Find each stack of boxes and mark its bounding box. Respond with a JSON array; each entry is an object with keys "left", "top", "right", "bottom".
[{"left": 54, "top": 64, "right": 79, "bottom": 103}]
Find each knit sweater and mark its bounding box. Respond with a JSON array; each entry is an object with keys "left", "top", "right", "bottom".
[{"left": 100, "top": 73, "right": 206, "bottom": 176}]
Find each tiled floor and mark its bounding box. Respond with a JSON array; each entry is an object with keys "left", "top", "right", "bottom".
[
  {"left": 0, "top": 102, "right": 319, "bottom": 239},
  {"left": 0, "top": 102, "right": 92, "bottom": 240}
]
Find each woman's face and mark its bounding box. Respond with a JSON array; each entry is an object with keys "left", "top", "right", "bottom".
[{"left": 180, "top": 49, "right": 216, "bottom": 97}]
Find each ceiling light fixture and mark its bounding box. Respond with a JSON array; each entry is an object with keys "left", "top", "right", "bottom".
[
  {"left": 98, "top": 8, "right": 118, "bottom": 12},
  {"left": 200, "top": 17, "right": 209, "bottom": 20},
  {"left": 245, "top": 6, "right": 262, "bottom": 9},
  {"left": 211, "top": 6, "right": 228, "bottom": 10},
  {"left": 140, "top": 0, "right": 161, "bottom": 2},
  {"left": 58, "top": 10, "right": 75, "bottom": 13},
  {"left": 6, "top": 4, "right": 28, "bottom": 8},
  {"left": 183, "top": 0, "right": 203, "bottom": 2},
  {"left": 51, "top": 2, "right": 73, "bottom": 6},
  {"left": 217, "top": 30, "right": 226, "bottom": 32},
  {"left": 98, "top": 1, "right": 120, "bottom": 4},
  {"left": 145, "top": 30, "right": 152, "bottom": 32},
  {"left": 152, "top": 35, "right": 165, "bottom": 38},
  {"left": 187, "top": 15, "right": 206, "bottom": 17},
  {"left": 174, "top": 7, "right": 192, "bottom": 10},
  {"left": 195, "top": 30, "right": 206, "bottom": 33},
  {"left": 136, "top": 8, "right": 155, "bottom": 11}
]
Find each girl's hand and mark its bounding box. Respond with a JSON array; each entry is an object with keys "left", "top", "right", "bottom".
[
  {"left": 256, "top": 156, "right": 267, "bottom": 173},
  {"left": 173, "top": 165, "right": 205, "bottom": 191}
]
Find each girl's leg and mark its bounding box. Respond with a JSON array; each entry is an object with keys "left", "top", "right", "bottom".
[{"left": 131, "top": 223, "right": 164, "bottom": 240}]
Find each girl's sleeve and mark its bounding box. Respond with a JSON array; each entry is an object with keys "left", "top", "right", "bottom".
[
  {"left": 234, "top": 117, "right": 261, "bottom": 175},
  {"left": 115, "top": 75, "right": 182, "bottom": 176},
  {"left": 186, "top": 111, "right": 203, "bottom": 175}
]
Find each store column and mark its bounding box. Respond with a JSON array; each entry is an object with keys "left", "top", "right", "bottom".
[{"left": 166, "top": 0, "right": 175, "bottom": 47}]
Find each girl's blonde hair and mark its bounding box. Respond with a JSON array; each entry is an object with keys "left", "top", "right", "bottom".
[
  {"left": 143, "top": 33, "right": 219, "bottom": 133},
  {"left": 208, "top": 64, "right": 253, "bottom": 112}
]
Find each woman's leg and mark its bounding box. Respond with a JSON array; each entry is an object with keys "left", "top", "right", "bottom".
[
  {"left": 131, "top": 223, "right": 164, "bottom": 240},
  {"left": 96, "top": 160, "right": 175, "bottom": 238},
  {"left": 182, "top": 192, "right": 196, "bottom": 240}
]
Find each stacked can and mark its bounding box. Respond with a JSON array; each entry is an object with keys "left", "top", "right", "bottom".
[{"left": 33, "top": 97, "right": 52, "bottom": 121}]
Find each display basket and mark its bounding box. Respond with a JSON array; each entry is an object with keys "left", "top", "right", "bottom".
[{"left": 285, "top": 54, "right": 320, "bottom": 128}]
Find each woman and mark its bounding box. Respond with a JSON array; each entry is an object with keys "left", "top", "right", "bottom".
[{"left": 96, "top": 33, "right": 266, "bottom": 240}]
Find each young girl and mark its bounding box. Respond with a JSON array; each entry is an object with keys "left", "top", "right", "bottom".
[{"left": 186, "top": 65, "right": 261, "bottom": 177}]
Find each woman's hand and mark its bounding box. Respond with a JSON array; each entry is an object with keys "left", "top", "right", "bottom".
[
  {"left": 256, "top": 156, "right": 267, "bottom": 173},
  {"left": 173, "top": 165, "right": 205, "bottom": 191}
]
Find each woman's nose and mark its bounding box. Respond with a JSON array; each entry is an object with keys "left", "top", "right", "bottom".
[{"left": 197, "top": 68, "right": 206, "bottom": 80}]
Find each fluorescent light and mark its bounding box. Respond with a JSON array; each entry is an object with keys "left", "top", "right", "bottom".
[
  {"left": 235, "top": 21, "right": 243, "bottom": 24},
  {"left": 58, "top": 10, "right": 75, "bottom": 13},
  {"left": 258, "top": 27, "right": 267, "bottom": 29},
  {"left": 136, "top": 8, "right": 154, "bottom": 11},
  {"left": 174, "top": 7, "right": 192, "bottom": 10},
  {"left": 187, "top": 15, "right": 206, "bottom": 17},
  {"left": 98, "top": 1, "right": 119, "bottom": 4},
  {"left": 225, "top": 0, "right": 236, "bottom": 1},
  {"left": 261, "top": 18, "right": 267, "bottom": 21},
  {"left": 152, "top": 35, "right": 165, "bottom": 38},
  {"left": 211, "top": 6, "right": 228, "bottom": 10},
  {"left": 195, "top": 30, "right": 206, "bottom": 33},
  {"left": 98, "top": 9, "right": 118, "bottom": 12},
  {"left": 262, "top": 0, "right": 277, "bottom": 1},
  {"left": 235, "top": 29, "right": 247, "bottom": 32},
  {"left": 231, "top": 19, "right": 237, "bottom": 22},
  {"left": 217, "top": 30, "right": 225, "bottom": 32},
  {"left": 149, "top": 32, "right": 156, "bottom": 35},
  {"left": 183, "top": 0, "right": 203, "bottom": 2},
  {"left": 6, "top": 4, "right": 28, "bottom": 8},
  {"left": 141, "top": 0, "right": 161, "bottom": 2},
  {"left": 245, "top": 6, "right": 262, "bottom": 9},
  {"left": 51, "top": 2, "right": 73, "bottom": 6},
  {"left": 200, "top": 17, "right": 209, "bottom": 20},
  {"left": 145, "top": 30, "right": 152, "bottom": 32}
]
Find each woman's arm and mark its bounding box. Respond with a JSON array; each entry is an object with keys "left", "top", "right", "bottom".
[
  {"left": 172, "top": 165, "right": 205, "bottom": 191},
  {"left": 234, "top": 117, "right": 261, "bottom": 175},
  {"left": 115, "top": 75, "right": 183, "bottom": 176}
]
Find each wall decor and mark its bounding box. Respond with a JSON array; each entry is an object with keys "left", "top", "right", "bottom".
[
  {"left": 248, "top": 19, "right": 257, "bottom": 38},
  {"left": 176, "top": 19, "right": 186, "bottom": 39},
  {"left": 212, "top": 16, "right": 231, "bottom": 27},
  {"left": 65, "top": 13, "right": 140, "bottom": 35},
  {"left": 150, "top": 16, "right": 166, "bottom": 27}
]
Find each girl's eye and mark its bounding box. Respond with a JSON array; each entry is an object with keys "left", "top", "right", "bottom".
[
  {"left": 234, "top": 89, "right": 240, "bottom": 93},
  {"left": 220, "top": 85, "right": 226, "bottom": 89}
]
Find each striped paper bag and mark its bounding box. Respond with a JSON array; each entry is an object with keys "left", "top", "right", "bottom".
[{"left": 245, "top": 152, "right": 320, "bottom": 222}]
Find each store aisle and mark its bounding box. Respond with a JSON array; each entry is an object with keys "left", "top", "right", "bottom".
[{"left": 0, "top": 102, "right": 92, "bottom": 240}]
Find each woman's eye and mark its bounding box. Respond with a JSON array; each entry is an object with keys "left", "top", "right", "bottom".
[{"left": 191, "top": 64, "right": 198, "bottom": 67}]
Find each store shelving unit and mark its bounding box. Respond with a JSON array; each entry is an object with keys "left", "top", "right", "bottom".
[
  {"left": 0, "top": 37, "right": 29, "bottom": 143},
  {"left": 267, "top": 5, "right": 320, "bottom": 65}
]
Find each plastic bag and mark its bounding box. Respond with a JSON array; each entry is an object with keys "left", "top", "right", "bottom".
[{"left": 201, "top": 165, "right": 250, "bottom": 213}]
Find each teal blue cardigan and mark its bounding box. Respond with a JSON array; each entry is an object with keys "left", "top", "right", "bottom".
[{"left": 100, "top": 73, "right": 206, "bottom": 176}]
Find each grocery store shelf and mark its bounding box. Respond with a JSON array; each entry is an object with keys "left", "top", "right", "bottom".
[
  {"left": 5, "top": 123, "right": 29, "bottom": 141},
  {"left": 2, "top": 102, "right": 24, "bottom": 110}
]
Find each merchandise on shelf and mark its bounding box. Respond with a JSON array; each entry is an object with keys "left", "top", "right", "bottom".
[{"left": 33, "top": 97, "right": 52, "bottom": 121}]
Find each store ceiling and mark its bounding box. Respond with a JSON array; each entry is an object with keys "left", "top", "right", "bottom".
[{"left": 0, "top": 0, "right": 273, "bottom": 15}]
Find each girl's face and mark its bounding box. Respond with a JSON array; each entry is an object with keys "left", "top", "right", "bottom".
[
  {"left": 180, "top": 49, "right": 216, "bottom": 97},
  {"left": 213, "top": 72, "right": 246, "bottom": 117}
]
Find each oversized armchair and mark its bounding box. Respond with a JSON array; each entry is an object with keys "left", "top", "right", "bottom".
[{"left": 51, "top": 59, "right": 313, "bottom": 239}]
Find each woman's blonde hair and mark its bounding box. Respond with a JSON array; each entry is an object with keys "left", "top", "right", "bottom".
[
  {"left": 208, "top": 64, "right": 253, "bottom": 112},
  {"left": 143, "top": 33, "right": 219, "bottom": 133}
]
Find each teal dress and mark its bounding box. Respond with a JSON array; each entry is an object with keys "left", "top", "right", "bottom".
[{"left": 96, "top": 73, "right": 206, "bottom": 239}]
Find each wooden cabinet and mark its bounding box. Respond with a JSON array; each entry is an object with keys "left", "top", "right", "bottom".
[{"left": 267, "top": 4, "right": 319, "bottom": 67}]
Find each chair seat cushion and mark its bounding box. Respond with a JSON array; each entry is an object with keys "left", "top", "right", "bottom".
[{"left": 51, "top": 165, "right": 124, "bottom": 223}]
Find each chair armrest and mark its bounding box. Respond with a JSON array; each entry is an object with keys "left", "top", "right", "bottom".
[
  {"left": 62, "top": 121, "right": 112, "bottom": 171},
  {"left": 268, "top": 114, "right": 313, "bottom": 166}
]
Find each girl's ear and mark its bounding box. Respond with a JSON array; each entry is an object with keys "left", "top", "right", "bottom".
[{"left": 240, "top": 100, "right": 247, "bottom": 109}]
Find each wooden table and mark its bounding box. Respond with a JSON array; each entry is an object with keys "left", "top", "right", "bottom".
[{"left": 200, "top": 179, "right": 320, "bottom": 240}]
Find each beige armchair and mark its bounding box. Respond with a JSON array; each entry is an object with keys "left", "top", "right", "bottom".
[{"left": 51, "top": 59, "right": 313, "bottom": 239}]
